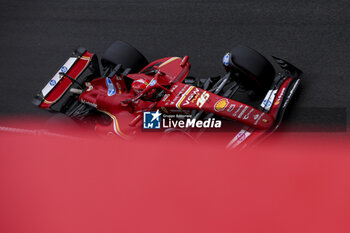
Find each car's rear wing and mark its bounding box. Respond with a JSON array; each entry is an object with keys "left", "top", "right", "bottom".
[{"left": 33, "top": 48, "right": 100, "bottom": 112}]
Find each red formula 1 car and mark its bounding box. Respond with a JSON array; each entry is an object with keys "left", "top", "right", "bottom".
[{"left": 33, "top": 41, "right": 302, "bottom": 149}]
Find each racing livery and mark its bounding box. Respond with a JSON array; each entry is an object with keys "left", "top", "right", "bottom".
[{"left": 33, "top": 41, "right": 302, "bottom": 149}]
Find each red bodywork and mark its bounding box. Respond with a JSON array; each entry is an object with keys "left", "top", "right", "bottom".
[{"left": 38, "top": 52, "right": 293, "bottom": 140}]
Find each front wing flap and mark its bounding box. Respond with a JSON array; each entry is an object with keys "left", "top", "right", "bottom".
[{"left": 227, "top": 66, "right": 302, "bottom": 149}]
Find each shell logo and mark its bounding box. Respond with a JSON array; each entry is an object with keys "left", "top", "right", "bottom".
[{"left": 214, "top": 99, "right": 229, "bottom": 112}]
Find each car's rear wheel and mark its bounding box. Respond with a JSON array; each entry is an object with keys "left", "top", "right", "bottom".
[
  {"left": 224, "top": 45, "right": 275, "bottom": 94},
  {"left": 101, "top": 40, "right": 148, "bottom": 73}
]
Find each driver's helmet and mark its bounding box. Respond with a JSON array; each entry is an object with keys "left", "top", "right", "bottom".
[{"left": 131, "top": 78, "right": 149, "bottom": 94}]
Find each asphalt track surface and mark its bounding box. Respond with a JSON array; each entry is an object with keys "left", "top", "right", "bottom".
[{"left": 0, "top": 0, "right": 349, "bottom": 131}]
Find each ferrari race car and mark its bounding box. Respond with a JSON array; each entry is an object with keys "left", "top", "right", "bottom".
[{"left": 33, "top": 41, "right": 302, "bottom": 149}]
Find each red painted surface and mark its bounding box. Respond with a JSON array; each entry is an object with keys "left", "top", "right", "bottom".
[
  {"left": 36, "top": 52, "right": 296, "bottom": 141},
  {"left": 156, "top": 82, "right": 273, "bottom": 129},
  {"left": 74, "top": 54, "right": 277, "bottom": 137}
]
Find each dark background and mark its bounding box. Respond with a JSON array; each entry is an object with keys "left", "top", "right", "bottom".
[{"left": 0, "top": 0, "right": 349, "bottom": 130}]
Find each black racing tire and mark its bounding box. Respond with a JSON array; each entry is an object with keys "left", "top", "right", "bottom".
[
  {"left": 101, "top": 40, "right": 148, "bottom": 73},
  {"left": 228, "top": 45, "right": 275, "bottom": 92}
]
